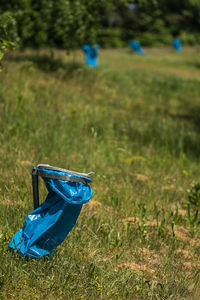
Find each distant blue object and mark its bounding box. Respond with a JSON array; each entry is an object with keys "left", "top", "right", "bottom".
[
  {"left": 82, "top": 44, "right": 99, "bottom": 67},
  {"left": 9, "top": 164, "right": 93, "bottom": 258},
  {"left": 129, "top": 40, "right": 144, "bottom": 55},
  {"left": 173, "top": 39, "right": 182, "bottom": 52}
]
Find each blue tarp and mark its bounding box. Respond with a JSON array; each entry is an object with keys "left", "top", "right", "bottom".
[
  {"left": 82, "top": 44, "right": 99, "bottom": 67},
  {"left": 129, "top": 40, "right": 145, "bottom": 55},
  {"left": 9, "top": 167, "right": 93, "bottom": 258},
  {"left": 173, "top": 39, "right": 182, "bottom": 52}
]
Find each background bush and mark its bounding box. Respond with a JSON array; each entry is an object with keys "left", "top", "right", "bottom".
[{"left": 1, "top": 1, "right": 200, "bottom": 50}]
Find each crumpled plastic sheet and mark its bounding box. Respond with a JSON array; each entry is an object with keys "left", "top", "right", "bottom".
[
  {"left": 82, "top": 44, "right": 99, "bottom": 67},
  {"left": 9, "top": 168, "right": 93, "bottom": 258},
  {"left": 129, "top": 40, "right": 145, "bottom": 55},
  {"left": 173, "top": 39, "right": 182, "bottom": 52}
]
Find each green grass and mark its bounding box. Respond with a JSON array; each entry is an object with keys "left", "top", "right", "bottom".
[{"left": 0, "top": 47, "right": 200, "bottom": 299}]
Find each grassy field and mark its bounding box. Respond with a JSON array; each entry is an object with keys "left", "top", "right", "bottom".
[{"left": 0, "top": 47, "right": 200, "bottom": 299}]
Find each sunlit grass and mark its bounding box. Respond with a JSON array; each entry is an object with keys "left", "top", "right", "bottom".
[{"left": 0, "top": 47, "right": 200, "bottom": 299}]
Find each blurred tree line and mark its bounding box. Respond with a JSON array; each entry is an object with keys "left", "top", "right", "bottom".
[
  {"left": 112, "top": 0, "right": 200, "bottom": 46},
  {"left": 1, "top": 0, "right": 200, "bottom": 51}
]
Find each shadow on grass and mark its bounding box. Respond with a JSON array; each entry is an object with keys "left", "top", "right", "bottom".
[
  {"left": 167, "top": 106, "right": 200, "bottom": 159},
  {"left": 5, "top": 52, "right": 83, "bottom": 76},
  {"left": 169, "top": 106, "right": 200, "bottom": 132},
  {"left": 184, "top": 61, "right": 200, "bottom": 70},
  {"left": 119, "top": 106, "right": 200, "bottom": 160}
]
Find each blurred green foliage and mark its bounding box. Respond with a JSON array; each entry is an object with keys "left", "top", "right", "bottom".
[
  {"left": 0, "top": 12, "right": 18, "bottom": 64},
  {"left": 98, "top": 28, "right": 125, "bottom": 48},
  {"left": 115, "top": 0, "right": 200, "bottom": 46},
  {"left": 1, "top": 1, "right": 200, "bottom": 50},
  {"left": 0, "top": 0, "right": 127, "bottom": 49}
]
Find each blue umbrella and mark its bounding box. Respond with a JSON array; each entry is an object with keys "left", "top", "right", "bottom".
[{"left": 9, "top": 164, "right": 93, "bottom": 258}]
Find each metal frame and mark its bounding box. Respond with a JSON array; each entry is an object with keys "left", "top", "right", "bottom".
[
  {"left": 32, "top": 167, "right": 40, "bottom": 209},
  {"left": 31, "top": 165, "right": 92, "bottom": 209}
]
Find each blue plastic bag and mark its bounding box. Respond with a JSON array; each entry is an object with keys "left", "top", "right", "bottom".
[
  {"left": 129, "top": 40, "right": 145, "bottom": 55},
  {"left": 82, "top": 44, "right": 99, "bottom": 67},
  {"left": 9, "top": 165, "right": 93, "bottom": 258},
  {"left": 173, "top": 39, "right": 182, "bottom": 52}
]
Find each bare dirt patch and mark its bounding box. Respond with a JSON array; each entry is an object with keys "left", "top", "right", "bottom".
[
  {"left": 175, "top": 249, "right": 192, "bottom": 259},
  {"left": 135, "top": 174, "right": 148, "bottom": 181},
  {"left": 161, "top": 184, "right": 175, "bottom": 191},
  {"left": 124, "top": 217, "right": 159, "bottom": 227},
  {"left": 18, "top": 160, "right": 32, "bottom": 166},
  {"left": 116, "top": 261, "right": 155, "bottom": 275}
]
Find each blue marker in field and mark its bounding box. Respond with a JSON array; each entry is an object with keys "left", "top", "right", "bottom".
[
  {"left": 9, "top": 164, "right": 93, "bottom": 258},
  {"left": 82, "top": 44, "right": 99, "bottom": 67},
  {"left": 173, "top": 39, "right": 182, "bottom": 52},
  {"left": 129, "top": 40, "right": 144, "bottom": 55}
]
